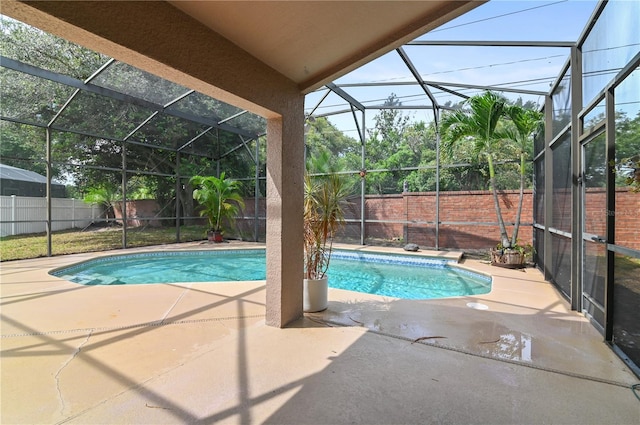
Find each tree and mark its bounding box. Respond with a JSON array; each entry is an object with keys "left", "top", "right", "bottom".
[
  {"left": 305, "top": 117, "right": 360, "bottom": 171},
  {"left": 614, "top": 111, "right": 640, "bottom": 192},
  {"left": 441, "top": 91, "right": 513, "bottom": 249},
  {"left": 365, "top": 94, "right": 414, "bottom": 194},
  {"left": 0, "top": 122, "right": 47, "bottom": 175},
  {"left": 504, "top": 105, "right": 543, "bottom": 247},
  {"left": 83, "top": 184, "right": 119, "bottom": 222},
  {"left": 0, "top": 16, "right": 107, "bottom": 79},
  {"left": 442, "top": 92, "right": 544, "bottom": 256}
]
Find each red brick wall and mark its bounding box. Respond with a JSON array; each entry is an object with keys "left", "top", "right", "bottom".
[
  {"left": 556, "top": 187, "right": 639, "bottom": 250},
  {"left": 113, "top": 200, "right": 162, "bottom": 227},
  {"left": 584, "top": 188, "right": 606, "bottom": 236},
  {"left": 551, "top": 188, "right": 572, "bottom": 232},
  {"left": 614, "top": 188, "right": 639, "bottom": 250},
  {"left": 239, "top": 188, "right": 639, "bottom": 250},
  {"left": 236, "top": 197, "right": 266, "bottom": 240},
  {"left": 354, "top": 190, "right": 534, "bottom": 249}
]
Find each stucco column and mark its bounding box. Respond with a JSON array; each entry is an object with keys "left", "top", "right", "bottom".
[{"left": 265, "top": 100, "right": 304, "bottom": 327}]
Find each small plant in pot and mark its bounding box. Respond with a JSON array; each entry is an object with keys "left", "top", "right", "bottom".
[
  {"left": 190, "top": 173, "right": 244, "bottom": 243},
  {"left": 303, "top": 152, "right": 352, "bottom": 312},
  {"left": 492, "top": 240, "right": 534, "bottom": 268}
]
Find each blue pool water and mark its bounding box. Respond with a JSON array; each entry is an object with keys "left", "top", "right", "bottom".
[{"left": 51, "top": 249, "right": 491, "bottom": 299}]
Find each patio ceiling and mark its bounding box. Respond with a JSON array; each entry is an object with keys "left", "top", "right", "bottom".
[{"left": 168, "top": 1, "right": 482, "bottom": 92}]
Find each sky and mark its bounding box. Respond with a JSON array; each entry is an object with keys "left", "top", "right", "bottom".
[{"left": 304, "top": 0, "right": 600, "bottom": 138}]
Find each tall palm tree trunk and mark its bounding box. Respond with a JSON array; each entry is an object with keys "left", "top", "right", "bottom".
[
  {"left": 488, "top": 155, "right": 510, "bottom": 248},
  {"left": 511, "top": 152, "right": 526, "bottom": 247}
]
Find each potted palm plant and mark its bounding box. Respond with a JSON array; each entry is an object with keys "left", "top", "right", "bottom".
[
  {"left": 441, "top": 91, "right": 542, "bottom": 268},
  {"left": 190, "top": 173, "right": 244, "bottom": 243},
  {"left": 303, "top": 152, "right": 351, "bottom": 312}
]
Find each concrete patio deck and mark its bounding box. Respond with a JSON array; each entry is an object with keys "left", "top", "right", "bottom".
[{"left": 1, "top": 242, "right": 638, "bottom": 424}]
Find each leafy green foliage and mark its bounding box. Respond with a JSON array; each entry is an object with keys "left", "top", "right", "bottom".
[
  {"left": 365, "top": 95, "right": 413, "bottom": 193},
  {"left": 83, "top": 184, "right": 120, "bottom": 220},
  {"left": 614, "top": 111, "right": 640, "bottom": 191},
  {"left": 626, "top": 162, "right": 640, "bottom": 192},
  {"left": 304, "top": 94, "right": 541, "bottom": 195},
  {"left": 190, "top": 173, "right": 245, "bottom": 233},
  {"left": 305, "top": 117, "right": 361, "bottom": 169},
  {"left": 441, "top": 91, "right": 543, "bottom": 249},
  {"left": 0, "top": 122, "right": 47, "bottom": 175},
  {"left": 0, "top": 16, "right": 108, "bottom": 79}
]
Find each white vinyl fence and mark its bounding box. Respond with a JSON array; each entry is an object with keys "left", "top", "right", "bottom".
[{"left": 0, "top": 195, "right": 102, "bottom": 237}]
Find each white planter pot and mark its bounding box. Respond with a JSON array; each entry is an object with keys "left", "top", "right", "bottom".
[{"left": 303, "top": 277, "right": 328, "bottom": 312}]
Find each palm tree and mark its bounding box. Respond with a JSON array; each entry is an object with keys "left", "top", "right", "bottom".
[
  {"left": 440, "top": 91, "right": 512, "bottom": 248},
  {"left": 83, "top": 184, "right": 119, "bottom": 223},
  {"left": 190, "top": 173, "right": 244, "bottom": 240},
  {"left": 504, "top": 105, "right": 543, "bottom": 248}
]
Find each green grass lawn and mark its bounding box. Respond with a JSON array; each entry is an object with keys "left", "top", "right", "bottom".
[{"left": 0, "top": 226, "right": 208, "bottom": 261}]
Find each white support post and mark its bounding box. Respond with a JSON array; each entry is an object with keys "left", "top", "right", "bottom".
[{"left": 11, "top": 195, "right": 16, "bottom": 236}]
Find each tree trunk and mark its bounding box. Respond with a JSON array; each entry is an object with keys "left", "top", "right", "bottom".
[
  {"left": 511, "top": 152, "right": 526, "bottom": 247},
  {"left": 180, "top": 183, "right": 195, "bottom": 225},
  {"left": 488, "top": 155, "right": 510, "bottom": 248}
]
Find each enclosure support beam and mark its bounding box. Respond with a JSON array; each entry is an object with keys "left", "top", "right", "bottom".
[
  {"left": 435, "top": 108, "right": 441, "bottom": 251},
  {"left": 570, "top": 45, "right": 583, "bottom": 311},
  {"left": 45, "top": 127, "right": 52, "bottom": 257},
  {"left": 176, "top": 151, "right": 181, "bottom": 243},
  {"left": 360, "top": 110, "right": 366, "bottom": 245},
  {"left": 326, "top": 83, "right": 365, "bottom": 112},
  {"left": 121, "top": 142, "right": 128, "bottom": 249},
  {"left": 604, "top": 88, "right": 615, "bottom": 341},
  {"left": 543, "top": 95, "right": 554, "bottom": 282},
  {"left": 396, "top": 47, "right": 439, "bottom": 109},
  {"left": 254, "top": 137, "right": 260, "bottom": 242}
]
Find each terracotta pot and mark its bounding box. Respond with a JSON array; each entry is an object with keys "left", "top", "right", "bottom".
[{"left": 207, "top": 230, "right": 224, "bottom": 243}]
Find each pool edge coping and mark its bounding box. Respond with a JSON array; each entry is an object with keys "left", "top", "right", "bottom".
[{"left": 49, "top": 244, "right": 465, "bottom": 278}]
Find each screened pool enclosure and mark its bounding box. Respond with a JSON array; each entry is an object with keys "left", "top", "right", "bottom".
[{"left": 1, "top": 1, "right": 639, "bottom": 374}]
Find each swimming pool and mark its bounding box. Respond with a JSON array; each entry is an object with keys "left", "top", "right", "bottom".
[{"left": 51, "top": 249, "right": 491, "bottom": 299}]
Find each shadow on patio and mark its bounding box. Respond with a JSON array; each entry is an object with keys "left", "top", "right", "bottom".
[{"left": 1, "top": 253, "right": 638, "bottom": 424}]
